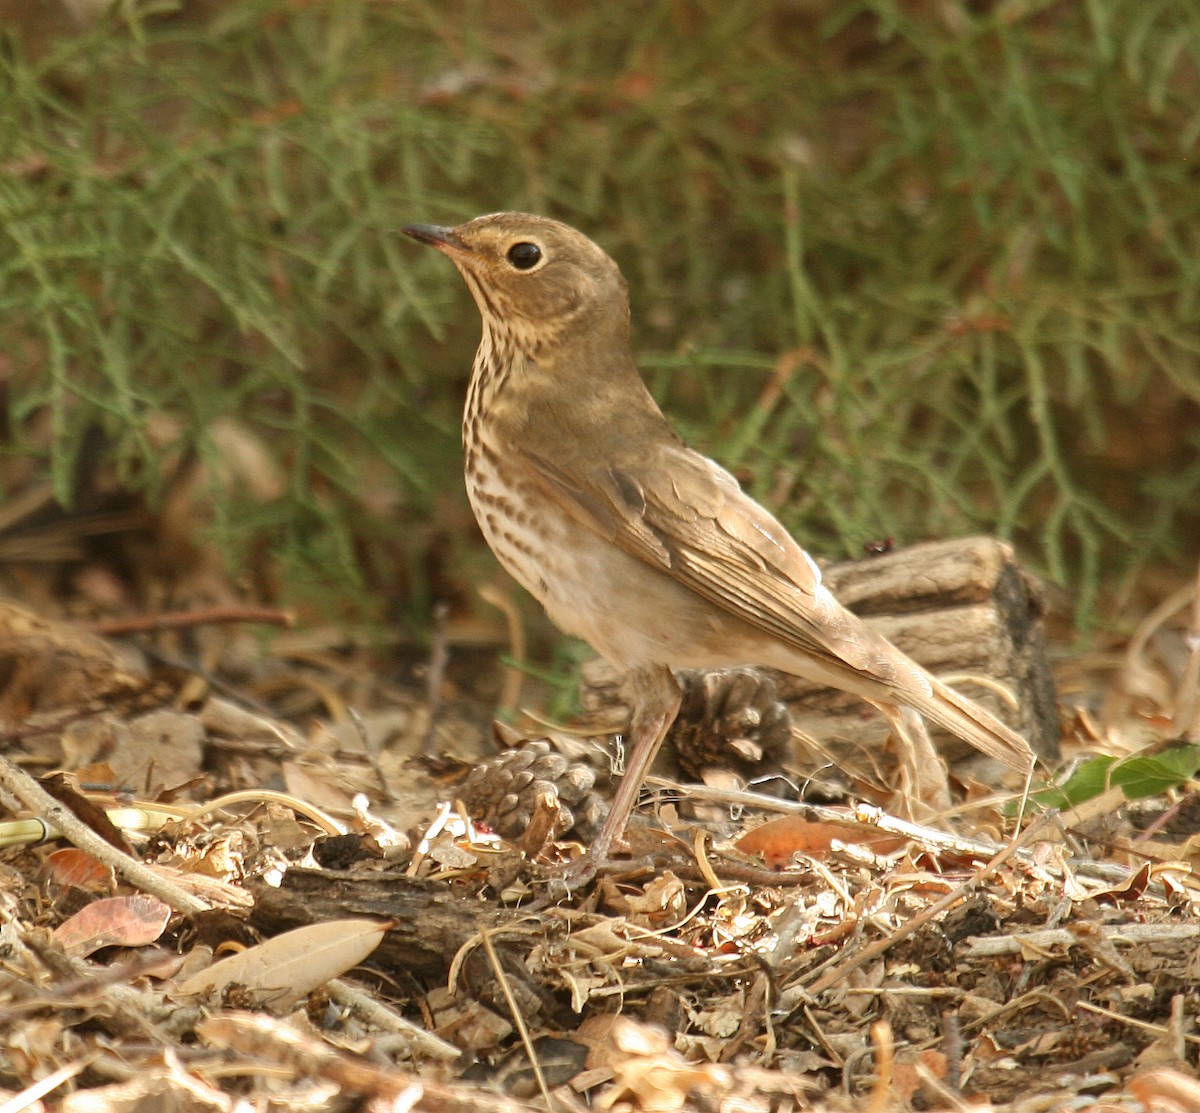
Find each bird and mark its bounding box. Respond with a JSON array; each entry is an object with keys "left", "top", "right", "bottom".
[{"left": 402, "top": 212, "right": 1034, "bottom": 879}]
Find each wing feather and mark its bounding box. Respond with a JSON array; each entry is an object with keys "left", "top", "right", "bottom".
[{"left": 524, "top": 444, "right": 890, "bottom": 679}]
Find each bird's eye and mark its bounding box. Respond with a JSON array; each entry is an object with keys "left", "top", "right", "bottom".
[{"left": 506, "top": 242, "right": 543, "bottom": 270}]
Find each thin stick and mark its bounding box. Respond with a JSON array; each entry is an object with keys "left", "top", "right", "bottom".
[
  {"left": 480, "top": 928, "right": 555, "bottom": 1111},
  {"left": 0, "top": 755, "right": 208, "bottom": 914},
  {"left": 90, "top": 606, "right": 294, "bottom": 636},
  {"left": 478, "top": 584, "right": 526, "bottom": 716},
  {"left": 421, "top": 600, "right": 451, "bottom": 757},
  {"left": 804, "top": 813, "right": 1053, "bottom": 995}
]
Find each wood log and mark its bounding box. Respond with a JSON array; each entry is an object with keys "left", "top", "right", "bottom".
[
  {"left": 247, "top": 866, "right": 567, "bottom": 1026},
  {"left": 580, "top": 535, "right": 1059, "bottom": 775}
]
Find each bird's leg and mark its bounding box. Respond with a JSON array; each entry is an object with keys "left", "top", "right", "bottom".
[{"left": 559, "top": 665, "right": 682, "bottom": 888}]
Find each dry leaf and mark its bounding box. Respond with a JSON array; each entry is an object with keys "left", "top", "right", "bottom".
[
  {"left": 736, "top": 814, "right": 906, "bottom": 867},
  {"left": 60, "top": 1050, "right": 233, "bottom": 1112},
  {"left": 282, "top": 761, "right": 357, "bottom": 812},
  {"left": 45, "top": 848, "right": 113, "bottom": 891},
  {"left": 1129, "top": 1067, "right": 1200, "bottom": 1112},
  {"left": 110, "top": 710, "right": 207, "bottom": 793},
  {"left": 174, "top": 918, "right": 388, "bottom": 1011},
  {"left": 0, "top": 600, "right": 146, "bottom": 722},
  {"left": 40, "top": 772, "right": 135, "bottom": 854},
  {"left": 891, "top": 1050, "right": 948, "bottom": 1102},
  {"left": 604, "top": 871, "right": 687, "bottom": 924},
  {"left": 53, "top": 895, "right": 172, "bottom": 957},
  {"left": 578, "top": 1016, "right": 731, "bottom": 1113}
]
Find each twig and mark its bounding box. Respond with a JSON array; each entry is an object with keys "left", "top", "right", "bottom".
[
  {"left": 649, "top": 777, "right": 1150, "bottom": 887},
  {"left": 199, "top": 1011, "right": 533, "bottom": 1109},
  {"left": 173, "top": 789, "right": 347, "bottom": 835},
  {"left": 477, "top": 584, "right": 526, "bottom": 716},
  {"left": 803, "top": 813, "right": 1053, "bottom": 994},
  {"left": 958, "top": 922, "right": 1200, "bottom": 956},
  {"left": 0, "top": 950, "right": 170, "bottom": 1024},
  {"left": 0, "top": 754, "right": 208, "bottom": 915},
  {"left": 0, "top": 1054, "right": 95, "bottom": 1113},
  {"left": 480, "top": 927, "right": 555, "bottom": 1112},
  {"left": 325, "top": 978, "right": 461, "bottom": 1061},
  {"left": 1076, "top": 997, "right": 1200, "bottom": 1049},
  {"left": 350, "top": 707, "right": 394, "bottom": 802},
  {"left": 864, "top": 1020, "right": 893, "bottom": 1113},
  {"left": 0, "top": 704, "right": 118, "bottom": 747},
  {"left": 941, "top": 1010, "right": 963, "bottom": 1093},
  {"left": 90, "top": 606, "right": 294, "bottom": 636},
  {"left": 421, "top": 600, "right": 451, "bottom": 757}
]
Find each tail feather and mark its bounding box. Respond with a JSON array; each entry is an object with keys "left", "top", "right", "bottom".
[{"left": 915, "top": 676, "right": 1035, "bottom": 773}]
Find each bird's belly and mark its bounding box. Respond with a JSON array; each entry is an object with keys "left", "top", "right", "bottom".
[{"left": 465, "top": 462, "right": 768, "bottom": 672}]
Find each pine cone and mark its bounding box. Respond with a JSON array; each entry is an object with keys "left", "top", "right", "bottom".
[
  {"left": 670, "top": 668, "right": 792, "bottom": 783},
  {"left": 458, "top": 739, "right": 600, "bottom": 841}
]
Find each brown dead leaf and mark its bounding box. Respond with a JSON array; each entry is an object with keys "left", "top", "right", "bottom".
[
  {"left": 578, "top": 1015, "right": 731, "bottom": 1113},
  {"left": 110, "top": 710, "right": 207, "bottom": 795},
  {"left": 63, "top": 712, "right": 207, "bottom": 796},
  {"left": 52, "top": 894, "right": 172, "bottom": 957},
  {"left": 71, "top": 761, "right": 121, "bottom": 788},
  {"left": 44, "top": 848, "right": 113, "bottom": 891},
  {"left": 186, "top": 831, "right": 248, "bottom": 881},
  {"left": 425, "top": 986, "right": 513, "bottom": 1052},
  {"left": 282, "top": 760, "right": 358, "bottom": 812},
  {"left": 735, "top": 814, "right": 906, "bottom": 868},
  {"left": 1094, "top": 862, "right": 1153, "bottom": 903},
  {"left": 6, "top": 1015, "right": 68, "bottom": 1079},
  {"left": 890, "top": 1049, "right": 948, "bottom": 1102},
  {"left": 1130, "top": 1067, "right": 1200, "bottom": 1112},
  {"left": 601, "top": 871, "right": 687, "bottom": 926},
  {"left": 40, "top": 772, "right": 134, "bottom": 854},
  {"left": 156, "top": 416, "right": 287, "bottom": 581},
  {"left": 174, "top": 918, "right": 388, "bottom": 1011}
]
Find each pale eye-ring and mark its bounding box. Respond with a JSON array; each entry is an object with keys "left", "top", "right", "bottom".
[{"left": 506, "top": 242, "right": 543, "bottom": 270}]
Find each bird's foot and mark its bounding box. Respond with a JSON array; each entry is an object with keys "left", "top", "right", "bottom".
[
  {"left": 524, "top": 848, "right": 658, "bottom": 909},
  {"left": 515, "top": 852, "right": 601, "bottom": 912},
  {"left": 545, "top": 851, "right": 601, "bottom": 898}
]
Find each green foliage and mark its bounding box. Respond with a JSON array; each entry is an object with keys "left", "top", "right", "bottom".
[
  {"left": 1, "top": 0, "right": 1198, "bottom": 626},
  {"left": 1031, "top": 744, "right": 1200, "bottom": 809}
]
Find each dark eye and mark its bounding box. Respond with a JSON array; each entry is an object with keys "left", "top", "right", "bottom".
[{"left": 506, "top": 242, "right": 542, "bottom": 270}]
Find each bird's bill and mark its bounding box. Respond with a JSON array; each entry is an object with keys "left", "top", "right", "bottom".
[{"left": 401, "top": 223, "right": 469, "bottom": 255}]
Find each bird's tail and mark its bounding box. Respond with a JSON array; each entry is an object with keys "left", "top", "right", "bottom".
[{"left": 914, "top": 675, "right": 1036, "bottom": 773}]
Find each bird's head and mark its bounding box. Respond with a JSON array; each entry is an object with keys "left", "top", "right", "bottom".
[{"left": 402, "top": 212, "right": 629, "bottom": 349}]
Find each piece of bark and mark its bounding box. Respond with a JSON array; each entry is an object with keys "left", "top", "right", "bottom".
[
  {"left": 580, "top": 536, "right": 1059, "bottom": 775},
  {"left": 247, "top": 868, "right": 567, "bottom": 1027}
]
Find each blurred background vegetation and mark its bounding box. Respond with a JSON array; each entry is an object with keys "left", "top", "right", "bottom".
[{"left": 1, "top": 0, "right": 1198, "bottom": 645}]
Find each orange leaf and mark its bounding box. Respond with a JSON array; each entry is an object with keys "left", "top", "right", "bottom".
[
  {"left": 53, "top": 895, "right": 172, "bottom": 957},
  {"left": 45, "top": 848, "right": 113, "bottom": 891},
  {"left": 736, "top": 815, "right": 906, "bottom": 868}
]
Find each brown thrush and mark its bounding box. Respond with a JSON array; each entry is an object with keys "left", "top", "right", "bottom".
[{"left": 403, "top": 213, "right": 1034, "bottom": 874}]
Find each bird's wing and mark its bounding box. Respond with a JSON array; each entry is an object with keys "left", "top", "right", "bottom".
[
  {"left": 521, "top": 443, "right": 1034, "bottom": 773},
  {"left": 521, "top": 442, "right": 899, "bottom": 681}
]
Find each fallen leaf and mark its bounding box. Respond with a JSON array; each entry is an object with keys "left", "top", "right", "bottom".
[
  {"left": 578, "top": 1015, "right": 731, "bottom": 1113},
  {"left": 53, "top": 895, "right": 172, "bottom": 957},
  {"left": 45, "top": 848, "right": 113, "bottom": 891},
  {"left": 736, "top": 814, "right": 906, "bottom": 868},
  {"left": 1130, "top": 1067, "right": 1200, "bottom": 1111},
  {"left": 174, "top": 918, "right": 388, "bottom": 1011}
]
